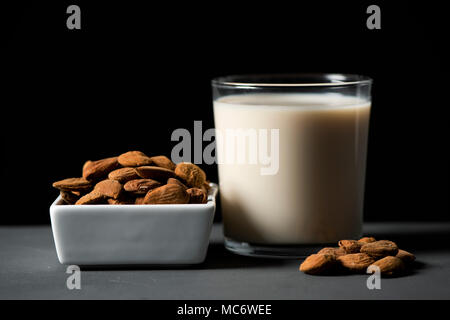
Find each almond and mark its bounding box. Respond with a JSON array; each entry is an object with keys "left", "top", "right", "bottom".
[
  {"left": 369, "top": 256, "right": 405, "bottom": 276},
  {"left": 107, "top": 196, "right": 134, "bottom": 205},
  {"left": 143, "top": 184, "right": 190, "bottom": 204},
  {"left": 360, "top": 240, "right": 398, "bottom": 259},
  {"left": 337, "top": 253, "right": 375, "bottom": 273},
  {"left": 317, "top": 247, "right": 346, "bottom": 257},
  {"left": 108, "top": 167, "right": 140, "bottom": 183},
  {"left": 135, "top": 196, "right": 146, "bottom": 205},
  {"left": 167, "top": 177, "right": 188, "bottom": 189},
  {"left": 93, "top": 179, "right": 122, "bottom": 199},
  {"left": 338, "top": 240, "right": 362, "bottom": 253},
  {"left": 150, "top": 155, "right": 176, "bottom": 170},
  {"left": 299, "top": 254, "right": 336, "bottom": 275},
  {"left": 75, "top": 191, "right": 106, "bottom": 205},
  {"left": 118, "top": 151, "right": 153, "bottom": 167},
  {"left": 124, "top": 179, "right": 161, "bottom": 195},
  {"left": 358, "top": 237, "right": 376, "bottom": 244},
  {"left": 186, "top": 188, "right": 207, "bottom": 204},
  {"left": 52, "top": 177, "right": 93, "bottom": 192},
  {"left": 175, "top": 162, "right": 206, "bottom": 188},
  {"left": 60, "top": 190, "right": 81, "bottom": 204},
  {"left": 396, "top": 249, "right": 416, "bottom": 263},
  {"left": 135, "top": 166, "right": 175, "bottom": 181},
  {"left": 82, "top": 157, "right": 120, "bottom": 181}
]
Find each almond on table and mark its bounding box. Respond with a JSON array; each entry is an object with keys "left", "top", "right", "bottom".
[{"left": 299, "top": 236, "right": 417, "bottom": 277}]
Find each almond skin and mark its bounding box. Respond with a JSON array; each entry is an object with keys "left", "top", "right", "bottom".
[
  {"left": 82, "top": 157, "right": 120, "bottom": 181},
  {"left": 338, "top": 240, "right": 362, "bottom": 253},
  {"left": 94, "top": 179, "right": 123, "bottom": 199},
  {"left": 396, "top": 249, "right": 416, "bottom": 263},
  {"left": 108, "top": 167, "right": 140, "bottom": 183},
  {"left": 135, "top": 197, "right": 146, "bottom": 205},
  {"left": 135, "top": 166, "right": 175, "bottom": 181},
  {"left": 118, "top": 151, "right": 153, "bottom": 167},
  {"left": 369, "top": 256, "right": 405, "bottom": 276},
  {"left": 143, "top": 184, "right": 190, "bottom": 204},
  {"left": 52, "top": 177, "right": 93, "bottom": 192},
  {"left": 317, "top": 247, "right": 347, "bottom": 257},
  {"left": 360, "top": 240, "right": 399, "bottom": 259},
  {"left": 186, "top": 188, "right": 207, "bottom": 204},
  {"left": 60, "top": 191, "right": 81, "bottom": 204},
  {"left": 124, "top": 179, "right": 161, "bottom": 195},
  {"left": 299, "top": 254, "right": 336, "bottom": 275},
  {"left": 167, "top": 177, "right": 188, "bottom": 189},
  {"left": 337, "top": 253, "right": 375, "bottom": 273},
  {"left": 75, "top": 191, "right": 106, "bottom": 205},
  {"left": 358, "top": 237, "right": 376, "bottom": 244},
  {"left": 150, "top": 155, "right": 176, "bottom": 170},
  {"left": 175, "top": 163, "right": 206, "bottom": 188}
]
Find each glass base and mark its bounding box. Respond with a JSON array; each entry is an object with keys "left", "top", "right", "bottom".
[{"left": 224, "top": 237, "right": 334, "bottom": 259}]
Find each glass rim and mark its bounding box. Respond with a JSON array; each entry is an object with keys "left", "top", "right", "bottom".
[{"left": 211, "top": 73, "right": 373, "bottom": 88}]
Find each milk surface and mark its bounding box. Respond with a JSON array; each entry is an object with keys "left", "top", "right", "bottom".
[{"left": 214, "top": 93, "right": 371, "bottom": 244}]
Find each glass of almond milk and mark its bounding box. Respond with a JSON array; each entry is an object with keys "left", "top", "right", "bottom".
[{"left": 212, "top": 74, "right": 372, "bottom": 257}]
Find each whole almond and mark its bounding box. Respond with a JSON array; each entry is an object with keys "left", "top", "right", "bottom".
[
  {"left": 124, "top": 179, "right": 161, "bottom": 195},
  {"left": 60, "top": 190, "right": 81, "bottom": 204},
  {"left": 118, "top": 151, "right": 153, "bottom": 167},
  {"left": 75, "top": 191, "right": 106, "bottom": 205},
  {"left": 396, "top": 249, "right": 416, "bottom": 263},
  {"left": 143, "top": 184, "right": 190, "bottom": 204},
  {"left": 299, "top": 254, "right": 336, "bottom": 275},
  {"left": 186, "top": 188, "right": 207, "bottom": 204},
  {"left": 94, "top": 179, "right": 122, "bottom": 199},
  {"left": 338, "top": 240, "right": 362, "bottom": 253},
  {"left": 52, "top": 177, "right": 93, "bottom": 192},
  {"left": 358, "top": 237, "right": 376, "bottom": 244},
  {"left": 360, "top": 240, "right": 398, "bottom": 258},
  {"left": 150, "top": 155, "right": 176, "bottom": 170},
  {"left": 369, "top": 256, "right": 405, "bottom": 276},
  {"left": 108, "top": 167, "right": 140, "bottom": 183},
  {"left": 337, "top": 253, "right": 375, "bottom": 273},
  {"left": 175, "top": 163, "right": 206, "bottom": 188},
  {"left": 167, "top": 177, "right": 188, "bottom": 189},
  {"left": 82, "top": 157, "right": 120, "bottom": 181},
  {"left": 317, "top": 247, "right": 347, "bottom": 257},
  {"left": 135, "top": 166, "right": 175, "bottom": 181}
]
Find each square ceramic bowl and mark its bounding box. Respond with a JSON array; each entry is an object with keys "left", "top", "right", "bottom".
[{"left": 49, "top": 183, "right": 218, "bottom": 266}]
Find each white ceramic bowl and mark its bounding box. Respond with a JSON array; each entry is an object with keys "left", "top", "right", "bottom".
[{"left": 49, "top": 183, "right": 218, "bottom": 265}]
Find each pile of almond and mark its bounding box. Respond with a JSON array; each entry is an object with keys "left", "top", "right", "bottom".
[
  {"left": 52, "top": 151, "right": 210, "bottom": 205},
  {"left": 299, "top": 237, "right": 416, "bottom": 277}
]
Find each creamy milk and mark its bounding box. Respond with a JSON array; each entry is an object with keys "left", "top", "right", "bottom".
[{"left": 214, "top": 93, "right": 370, "bottom": 244}]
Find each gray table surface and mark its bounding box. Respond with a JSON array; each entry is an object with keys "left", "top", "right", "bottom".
[{"left": 1, "top": 222, "right": 449, "bottom": 300}]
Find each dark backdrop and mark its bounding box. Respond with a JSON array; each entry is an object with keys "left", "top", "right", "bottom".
[{"left": 2, "top": 1, "right": 448, "bottom": 224}]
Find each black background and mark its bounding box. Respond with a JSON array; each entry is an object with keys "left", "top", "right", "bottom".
[{"left": 2, "top": 1, "right": 448, "bottom": 224}]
